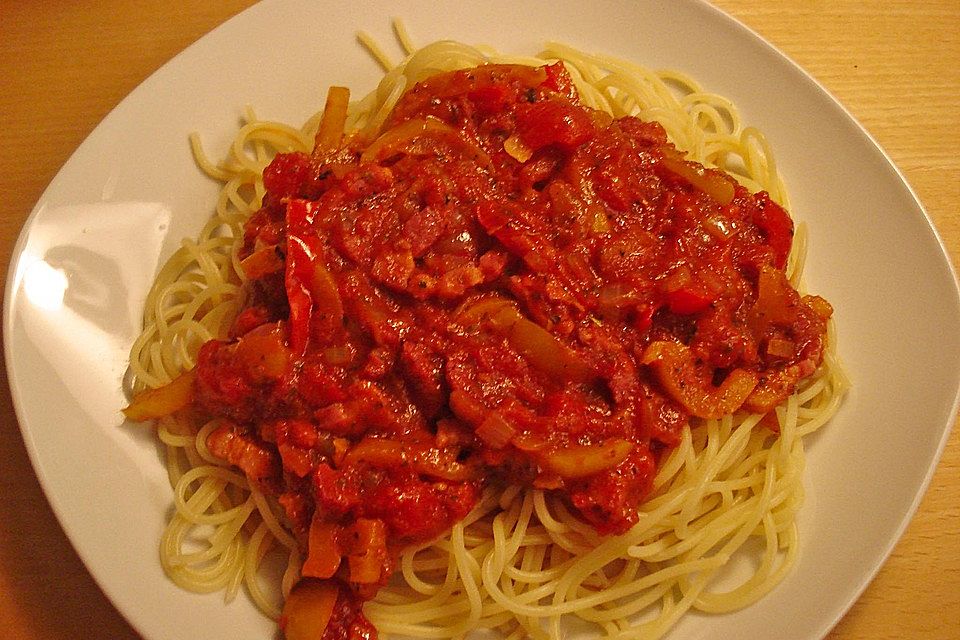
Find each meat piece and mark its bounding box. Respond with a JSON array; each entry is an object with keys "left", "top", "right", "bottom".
[
  {"left": 399, "top": 340, "right": 446, "bottom": 418},
  {"left": 205, "top": 422, "right": 279, "bottom": 485}
]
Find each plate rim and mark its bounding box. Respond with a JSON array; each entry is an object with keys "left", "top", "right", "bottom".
[{"left": 5, "top": 1, "right": 960, "bottom": 639}]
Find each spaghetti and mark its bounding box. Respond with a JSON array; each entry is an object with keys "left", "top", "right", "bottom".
[{"left": 126, "top": 28, "right": 847, "bottom": 640}]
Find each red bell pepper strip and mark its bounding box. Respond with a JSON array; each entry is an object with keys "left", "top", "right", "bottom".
[
  {"left": 515, "top": 97, "right": 597, "bottom": 152},
  {"left": 285, "top": 199, "right": 321, "bottom": 356},
  {"left": 262, "top": 152, "right": 310, "bottom": 199},
  {"left": 667, "top": 287, "right": 713, "bottom": 315},
  {"left": 541, "top": 62, "right": 578, "bottom": 101}
]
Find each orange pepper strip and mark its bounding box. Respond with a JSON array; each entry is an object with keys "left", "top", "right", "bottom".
[
  {"left": 301, "top": 515, "right": 341, "bottom": 579},
  {"left": 475, "top": 412, "right": 516, "bottom": 449},
  {"left": 660, "top": 155, "right": 735, "bottom": 205},
  {"left": 750, "top": 265, "right": 799, "bottom": 332},
  {"left": 279, "top": 579, "right": 339, "bottom": 640},
  {"left": 342, "top": 437, "right": 477, "bottom": 482},
  {"left": 310, "top": 261, "right": 344, "bottom": 338},
  {"left": 448, "top": 390, "right": 486, "bottom": 425},
  {"left": 411, "top": 447, "right": 478, "bottom": 482},
  {"left": 641, "top": 341, "right": 757, "bottom": 419},
  {"left": 803, "top": 294, "right": 834, "bottom": 321},
  {"left": 345, "top": 518, "right": 388, "bottom": 585},
  {"left": 534, "top": 438, "right": 634, "bottom": 479},
  {"left": 360, "top": 118, "right": 444, "bottom": 163},
  {"left": 240, "top": 245, "right": 284, "bottom": 279},
  {"left": 314, "top": 86, "right": 351, "bottom": 154},
  {"left": 348, "top": 552, "right": 383, "bottom": 585},
  {"left": 233, "top": 330, "right": 290, "bottom": 382},
  {"left": 341, "top": 438, "right": 405, "bottom": 468},
  {"left": 360, "top": 117, "right": 492, "bottom": 167},
  {"left": 742, "top": 365, "right": 803, "bottom": 415},
  {"left": 507, "top": 316, "right": 596, "bottom": 383},
  {"left": 122, "top": 369, "right": 197, "bottom": 422},
  {"left": 453, "top": 296, "right": 514, "bottom": 327},
  {"left": 455, "top": 299, "right": 595, "bottom": 383}
]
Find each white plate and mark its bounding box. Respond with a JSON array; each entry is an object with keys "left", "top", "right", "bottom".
[{"left": 5, "top": 1, "right": 959, "bottom": 639}]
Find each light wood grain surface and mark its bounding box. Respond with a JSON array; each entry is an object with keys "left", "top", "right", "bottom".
[{"left": 0, "top": 1, "right": 957, "bottom": 639}]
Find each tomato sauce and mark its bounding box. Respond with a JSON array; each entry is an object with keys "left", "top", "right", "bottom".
[{"left": 188, "top": 63, "right": 831, "bottom": 638}]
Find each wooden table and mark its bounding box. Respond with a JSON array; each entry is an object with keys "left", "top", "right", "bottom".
[{"left": 0, "top": 1, "right": 956, "bottom": 639}]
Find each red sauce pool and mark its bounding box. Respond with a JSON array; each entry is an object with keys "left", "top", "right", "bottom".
[{"left": 189, "top": 62, "right": 831, "bottom": 638}]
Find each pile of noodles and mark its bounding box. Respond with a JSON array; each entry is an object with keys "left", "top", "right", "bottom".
[{"left": 127, "top": 25, "right": 847, "bottom": 640}]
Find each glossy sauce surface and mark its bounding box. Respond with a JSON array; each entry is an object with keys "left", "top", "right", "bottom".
[{"left": 192, "top": 63, "right": 829, "bottom": 637}]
